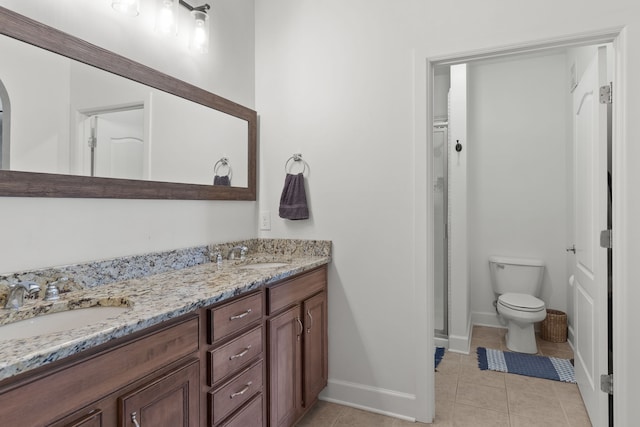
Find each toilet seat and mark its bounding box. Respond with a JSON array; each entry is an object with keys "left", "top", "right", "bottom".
[{"left": 498, "top": 293, "right": 545, "bottom": 312}]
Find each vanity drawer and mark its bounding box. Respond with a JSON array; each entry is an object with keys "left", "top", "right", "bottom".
[
  {"left": 209, "top": 293, "right": 263, "bottom": 343},
  {"left": 219, "top": 394, "right": 263, "bottom": 427},
  {"left": 209, "top": 326, "right": 263, "bottom": 386},
  {"left": 209, "top": 361, "right": 263, "bottom": 425},
  {"left": 267, "top": 267, "right": 326, "bottom": 314}
]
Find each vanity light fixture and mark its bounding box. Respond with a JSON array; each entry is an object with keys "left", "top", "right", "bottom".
[
  {"left": 111, "top": 0, "right": 140, "bottom": 17},
  {"left": 113, "top": 0, "right": 211, "bottom": 53}
]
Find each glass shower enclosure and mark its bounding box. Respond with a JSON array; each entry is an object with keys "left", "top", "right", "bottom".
[{"left": 433, "top": 122, "right": 448, "bottom": 339}]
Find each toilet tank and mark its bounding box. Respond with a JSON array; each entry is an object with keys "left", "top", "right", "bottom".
[{"left": 488, "top": 256, "right": 545, "bottom": 296}]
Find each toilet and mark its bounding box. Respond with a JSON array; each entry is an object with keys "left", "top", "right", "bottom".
[{"left": 489, "top": 256, "right": 546, "bottom": 354}]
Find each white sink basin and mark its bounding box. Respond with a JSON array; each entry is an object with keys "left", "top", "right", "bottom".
[
  {"left": 0, "top": 306, "right": 129, "bottom": 341},
  {"left": 238, "top": 262, "right": 289, "bottom": 270}
]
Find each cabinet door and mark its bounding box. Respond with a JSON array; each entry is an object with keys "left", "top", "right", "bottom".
[
  {"left": 120, "top": 358, "right": 199, "bottom": 427},
  {"left": 268, "top": 306, "right": 302, "bottom": 427},
  {"left": 48, "top": 409, "right": 104, "bottom": 427},
  {"left": 303, "top": 292, "right": 328, "bottom": 408}
]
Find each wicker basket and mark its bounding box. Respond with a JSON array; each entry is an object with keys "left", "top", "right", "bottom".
[{"left": 540, "top": 309, "right": 568, "bottom": 343}]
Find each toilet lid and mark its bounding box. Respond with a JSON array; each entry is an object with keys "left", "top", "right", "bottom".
[{"left": 499, "top": 293, "right": 545, "bottom": 312}]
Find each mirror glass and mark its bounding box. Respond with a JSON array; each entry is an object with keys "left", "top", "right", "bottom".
[
  {"left": 0, "top": 7, "right": 256, "bottom": 200},
  {"left": 0, "top": 33, "right": 248, "bottom": 188}
]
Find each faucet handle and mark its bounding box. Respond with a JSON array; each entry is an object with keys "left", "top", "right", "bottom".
[
  {"left": 23, "top": 281, "right": 41, "bottom": 300},
  {"left": 44, "top": 277, "right": 67, "bottom": 301}
]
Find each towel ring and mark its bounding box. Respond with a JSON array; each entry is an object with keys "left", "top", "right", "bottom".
[
  {"left": 214, "top": 157, "right": 232, "bottom": 178},
  {"left": 284, "top": 153, "right": 307, "bottom": 175}
]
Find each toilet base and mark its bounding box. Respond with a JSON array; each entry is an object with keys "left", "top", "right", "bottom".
[{"left": 505, "top": 321, "right": 538, "bottom": 354}]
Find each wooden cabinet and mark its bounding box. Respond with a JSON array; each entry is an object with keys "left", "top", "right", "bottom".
[
  {"left": 0, "top": 263, "right": 328, "bottom": 427},
  {"left": 49, "top": 409, "right": 104, "bottom": 427},
  {"left": 266, "top": 266, "right": 328, "bottom": 427},
  {"left": 119, "top": 358, "right": 199, "bottom": 427},
  {"left": 268, "top": 306, "right": 303, "bottom": 427},
  {"left": 1, "top": 314, "right": 200, "bottom": 427},
  {"left": 302, "top": 291, "right": 328, "bottom": 408},
  {"left": 202, "top": 291, "right": 265, "bottom": 427}
]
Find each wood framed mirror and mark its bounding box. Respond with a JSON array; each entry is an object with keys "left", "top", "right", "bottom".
[{"left": 0, "top": 6, "right": 256, "bottom": 200}]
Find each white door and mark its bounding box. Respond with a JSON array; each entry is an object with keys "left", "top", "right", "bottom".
[
  {"left": 83, "top": 108, "right": 146, "bottom": 180},
  {"left": 95, "top": 116, "right": 144, "bottom": 180},
  {"left": 573, "top": 46, "right": 609, "bottom": 426}
]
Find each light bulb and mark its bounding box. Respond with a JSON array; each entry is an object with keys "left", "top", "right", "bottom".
[
  {"left": 112, "top": 0, "right": 140, "bottom": 17},
  {"left": 189, "top": 10, "right": 209, "bottom": 53},
  {"left": 155, "top": 0, "right": 178, "bottom": 35}
]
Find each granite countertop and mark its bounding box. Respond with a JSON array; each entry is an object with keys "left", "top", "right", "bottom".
[{"left": 0, "top": 250, "right": 330, "bottom": 382}]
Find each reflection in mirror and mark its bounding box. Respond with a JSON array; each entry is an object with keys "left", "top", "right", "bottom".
[
  {"left": 0, "top": 6, "right": 256, "bottom": 200},
  {"left": 0, "top": 79, "right": 8, "bottom": 170},
  {"left": 82, "top": 107, "right": 145, "bottom": 180},
  {"left": 0, "top": 33, "right": 249, "bottom": 188}
]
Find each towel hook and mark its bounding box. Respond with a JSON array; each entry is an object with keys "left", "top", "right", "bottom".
[
  {"left": 284, "top": 153, "right": 307, "bottom": 175},
  {"left": 214, "top": 157, "right": 232, "bottom": 178}
]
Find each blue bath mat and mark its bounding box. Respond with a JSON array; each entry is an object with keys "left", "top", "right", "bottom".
[
  {"left": 477, "top": 347, "right": 576, "bottom": 383},
  {"left": 435, "top": 347, "right": 445, "bottom": 369}
]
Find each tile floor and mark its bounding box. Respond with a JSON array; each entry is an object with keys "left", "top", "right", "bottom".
[{"left": 296, "top": 325, "right": 592, "bottom": 426}]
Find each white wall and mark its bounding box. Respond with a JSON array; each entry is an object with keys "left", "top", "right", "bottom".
[
  {"left": 433, "top": 68, "right": 450, "bottom": 121},
  {"left": 0, "top": 0, "right": 257, "bottom": 273},
  {"left": 448, "top": 64, "right": 470, "bottom": 353},
  {"left": 467, "top": 52, "right": 570, "bottom": 326},
  {"left": 255, "top": 0, "right": 640, "bottom": 423}
]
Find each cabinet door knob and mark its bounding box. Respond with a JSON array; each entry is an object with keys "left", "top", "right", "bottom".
[{"left": 131, "top": 412, "right": 141, "bottom": 427}]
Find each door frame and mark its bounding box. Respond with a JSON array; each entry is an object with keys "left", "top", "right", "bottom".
[{"left": 414, "top": 27, "right": 628, "bottom": 423}]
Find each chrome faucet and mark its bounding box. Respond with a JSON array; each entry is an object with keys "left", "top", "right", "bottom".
[
  {"left": 4, "top": 281, "right": 40, "bottom": 310},
  {"left": 44, "top": 277, "right": 67, "bottom": 302},
  {"left": 227, "top": 245, "right": 248, "bottom": 261}
]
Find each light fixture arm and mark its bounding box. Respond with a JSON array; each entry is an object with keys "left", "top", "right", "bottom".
[{"left": 178, "top": 1, "right": 210, "bottom": 12}]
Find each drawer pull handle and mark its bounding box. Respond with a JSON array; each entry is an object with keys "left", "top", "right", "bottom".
[
  {"left": 307, "top": 309, "right": 313, "bottom": 333},
  {"left": 229, "top": 345, "right": 252, "bottom": 360},
  {"left": 229, "top": 308, "right": 252, "bottom": 320},
  {"left": 230, "top": 381, "right": 253, "bottom": 399},
  {"left": 131, "top": 412, "right": 141, "bottom": 427}
]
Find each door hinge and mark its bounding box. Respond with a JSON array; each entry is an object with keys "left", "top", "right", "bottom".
[
  {"left": 600, "top": 374, "right": 613, "bottom": 395},
  {"left": 599, "top": 82, "right": 613, "bottom": 104},
  {"left": 600, "top": 229, "right": 612, "bottom": 249}
]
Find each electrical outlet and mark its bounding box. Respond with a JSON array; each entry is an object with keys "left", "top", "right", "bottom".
[{"left": 260, "top": 211, "right": 271, "bottom": 231}]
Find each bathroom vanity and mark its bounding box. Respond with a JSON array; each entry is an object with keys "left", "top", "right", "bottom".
[{"left": 0, "top": 240, "right": 330, "bottom": 427}]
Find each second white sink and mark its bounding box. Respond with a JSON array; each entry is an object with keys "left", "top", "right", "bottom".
[{"left": 0, "top": 306, "right": 129, "bottom": 341}]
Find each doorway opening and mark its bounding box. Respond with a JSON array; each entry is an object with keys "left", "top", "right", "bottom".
[
  {"left": 428, "top": 30, "right": 621, "bottom": 427},
  {"left": 75, "top": 104, "right": 147, "bottom": 180}
]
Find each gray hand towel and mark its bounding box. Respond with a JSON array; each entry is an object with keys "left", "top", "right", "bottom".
[
  {"left": 279, "top": 173, "right": 309, "bottom": 220},
  {"left": 213, "top": 175, "right": 231, "bottom": 186}
]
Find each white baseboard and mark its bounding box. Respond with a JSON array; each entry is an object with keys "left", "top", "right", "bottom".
[
  {"left": 471, "top": 311, "right": 502, "bottom": 328},
  {"left": 448, "top": 316, "right": 472, "bottom": 354},
  {"left": 434, "top": 336, "right": 449, "bottom": 349},
  {"left": 567, "top": 324, "right": 575, "bottom": 349},
  {"left": 320, "top": 378, "right": 416, "bottom": 422}
]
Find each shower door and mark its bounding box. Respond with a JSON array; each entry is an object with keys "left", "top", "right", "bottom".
[{"left": 433, "top": 123, "right": 448, "bottom": 337}]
